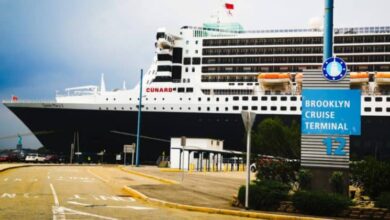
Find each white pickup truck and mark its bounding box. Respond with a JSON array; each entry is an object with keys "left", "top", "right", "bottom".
[{"left": 25, "top": 153, "right": 46, "bottom": 162}]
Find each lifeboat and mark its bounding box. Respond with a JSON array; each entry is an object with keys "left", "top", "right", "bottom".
[
  {"left": 375, "top": 72, "right": 390, "bottom": 85},
  {"left": 258, "top": 73, "right": 290, "bottom": 85},
  {"left": 157, "top": 38, "right": 172, "bottom": 49},
  {"left": 350, "top": 72, "right": 369, "bottom": 84},
  {"left": 295, "top": 73, "right": 303, "bottom": 84}
]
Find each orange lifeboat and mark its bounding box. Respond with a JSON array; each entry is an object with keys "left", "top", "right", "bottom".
[
  {"left": 375, "top": 72, "right": 390, "bottom": 85},
  {"left": 350, "top": 72, "right": 369, "bottom": 84},
  {"left": 258, "top": 73, "right": 290, "bottom": 85},
  {"left": 295, "top": 73, "right": 303, "bottom": 84}
]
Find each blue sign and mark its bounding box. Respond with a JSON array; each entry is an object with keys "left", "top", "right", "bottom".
[
  {"left": 301, "top": 89, "right": 361, "bottom": 135},
  {"left": 322, "top": 57, "right": 347, "bottom": 81}
]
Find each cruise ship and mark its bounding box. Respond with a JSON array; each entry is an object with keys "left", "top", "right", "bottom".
[{"left": 4, "top": 6, "right": 390, "bottom": 163}]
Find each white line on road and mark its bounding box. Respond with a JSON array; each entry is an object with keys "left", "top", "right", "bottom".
[
  {"left": 87, "top": 168, "right": 109, "bottom": 183},
  {"left": 60, "top": 207, "right": 118, "bottom": 220},
  {"left": 67, "top": 201, "right": 91, "bottom": 206},
  {"left": 50, "top": 183, "right": 66, "bottom": 220},
  {"left": 50, "top": 183, "right": 60, "bottom": 206}
]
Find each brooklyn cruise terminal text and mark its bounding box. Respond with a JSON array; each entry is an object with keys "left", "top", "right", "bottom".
[{"left": 304, "top": 100, "right": 351, "bottom": 132}]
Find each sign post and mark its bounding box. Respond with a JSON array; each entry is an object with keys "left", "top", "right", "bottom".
[
  {"left": 241, "top": 111, "right": 256, "bottom": 209},
  {"left": 123, "top": 144, "right": 135, "bottom": 166}
]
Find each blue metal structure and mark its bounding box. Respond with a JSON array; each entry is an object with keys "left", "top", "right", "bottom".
[
  {"left": 135, "top": 69, "right": 143, "bottom": 166},
  {"left": 323, "top": 0, "right": 334, "bottom": 61}
]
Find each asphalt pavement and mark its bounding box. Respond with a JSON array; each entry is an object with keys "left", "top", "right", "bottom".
[{"left": 0, "top": 165, "right": 254, "bottom": 220}]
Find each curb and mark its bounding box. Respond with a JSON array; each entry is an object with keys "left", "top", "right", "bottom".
[
  {"left": 118, "top": 166, "right": 178, "bottom": 184},
  {"left": 0, "top": 164, "right": 34, "bottom": 173},
  {"left": 122, "top": 185, "right": 325, "bottom": 220}
]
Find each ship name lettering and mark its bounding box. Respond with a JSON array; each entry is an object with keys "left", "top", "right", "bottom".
[{"left": 146, "top": 88, "right": 173, "bottom": 93}]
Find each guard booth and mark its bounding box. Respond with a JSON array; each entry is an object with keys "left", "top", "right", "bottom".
[{"left": 169, "top": 137, "right": 244, "bottom": 172}]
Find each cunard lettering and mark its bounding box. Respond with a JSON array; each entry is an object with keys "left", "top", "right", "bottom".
[{"left": 146, "top": 88, "right": 173, "bottom": 93}]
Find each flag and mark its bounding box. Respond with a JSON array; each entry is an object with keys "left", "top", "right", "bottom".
[{"left": 225, "top": 3, "right": 234, "bottom": 10}]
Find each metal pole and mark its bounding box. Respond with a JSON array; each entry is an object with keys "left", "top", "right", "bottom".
[
  {"left": 124, "top": 152, "right": 126, "bottom": 166},
  {"left": 135, "top": 69, "right": 143, "bottom": 167},
  {"left": 245, "top": 121, "right": 252, "bottom": 209},
  {"left": 323, "top": 0, "right": 334, "bottom": 61}
]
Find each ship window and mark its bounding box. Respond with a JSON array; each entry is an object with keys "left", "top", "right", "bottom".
[
  {"left": 195, "top": 50, "right": 198, "bottom": 54},
  {"left": 242, "top": 106, "right": 248, "bottom": 110},
  {"left": 375, "top": 97, "right": 383, "bottom": 102},
  {"left": 186, "top": 88, "right": 193, "bottom": 93},
  {"left": 242, "top": 96, "right": 248, "bottom": 101},
  {"left": 216, "top": 98, "right": 219, "bottom": 101},
  {"left": 387, "top": 97, "right": 390, "bottom": 102},
  {"left": 233, "top": 106, "right": 239, "bottom": 110},
  {"left": 281, "top": 96, "right": 287, "bottom": 101},
  {"left": 261, "top": 97, "right": 267, "bottom": 101},
  {"left": 106, "top": 98, "right": 108, "bottom": 101},
  {"left": 184, "top": 58, "right": 191, "bottom": 65},
  {"left": 185, "top": 67, "right": 188, "bottom": 72},
  {"left": 290, "top": 106, "right": 297, "bottom": 111},
  {"left": 106, "top": 107, "right": 109, "bottom": 110},
  {"left": 178, "top": 87, "right": 185, "bottom": 93},
  {"left": 387, "top": 107, "right": 390, "bottom": 112},
  {"left": 271, "top": 96, "right": 277, "bottom": 101},
  {"left": 251, "top": 106, "right": 258, "bottom": 111},
  {"left": 99, "top": 107, "right": 101, "bottom": 110},
  {"left": 281, "top": 106, "right": 287, "bottom": 111},
  {"left": 364, "top": 107, "right": 371, "bottom": 112},
  {"left": 198, "top": 107, "right": 201, "bottom": 111},
  {"left": 225, "top": 107, "right": 228, "bottom": 111},
  {"left": 261, "top": 106, "right": 267, "bottom": 111},
  {"left": 188, "top": 98, "right": 191, "bottom": 101},
  {"left": 180, "top": 98, "right": 182, "bottom": 101},
  {"left": 114, "top": 98, "right": 116, "bottom": 101},
  {"left": 198, "top": 97, "right": 201, "bottom": 101},
  {"left": 225, "top": 97, "right": 229, "bottom": 102},
  {"left": 271, "top": 106, "right": 277, "bottom": 111},
  {"left": 252, "top": 96, "right": 258, "bottom": 101},
  {"left": 233, "top": 96, "right": 239, "bottom": 101},
  {"left": 192, "top": 57, "right": 201, "bottom": 65},
  {"left": 195, "top": 40, "right": 198, "bottom": 44},
  {"left": 207, "top": 107, "right": 210, "bottom": 111},
  {"left": 186, "top": 40, "right": 189, "bottom": 45},
  {"left": 290, "top": 96, "right": 297, "bottom": 101},
  {"left": 364, "top": 97, "right": 372, "bottom": 102},
  {"left": 216, "top": 107, "right": 219, "bottom": 111},
  {"left": 192, "top": 67, "right": 195, "bottom": 72},
  {"left": 375, "top": 107, "right": 382, "bottom": 112},
  {"left": 171, "top": 107, "right": 173, "bottom": 110}
]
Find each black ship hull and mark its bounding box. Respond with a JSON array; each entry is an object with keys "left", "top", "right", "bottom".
[{"left": 6, "top": 106, "right": 390, "bottom": 163}]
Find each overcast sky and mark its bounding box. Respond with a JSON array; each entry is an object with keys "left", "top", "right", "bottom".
[{"left": 0, "top": 0, "right": 389, "bottom": 149}]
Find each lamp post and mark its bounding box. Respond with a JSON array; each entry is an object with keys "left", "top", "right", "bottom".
[{"left": 135, "top": 69, "right": 143, "bottom": 167}]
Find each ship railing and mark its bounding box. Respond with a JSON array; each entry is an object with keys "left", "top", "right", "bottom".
[
  {"left": 56, "top": 85, "right": 99, "bottom": 97},
  {"left": 2, "top": 99, "right": 57, "bottom": 104},
  {"left": 181, "top": 26, "right": 390, "bottom": 35}
]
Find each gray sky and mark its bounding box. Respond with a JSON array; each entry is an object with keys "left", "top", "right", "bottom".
[{"left": 0, "top": 0, "right": 389, "bottom": 149}]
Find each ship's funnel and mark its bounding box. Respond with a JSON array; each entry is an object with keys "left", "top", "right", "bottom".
[{"left": 323, "top": 0, "right": 334, "bottom": 61}]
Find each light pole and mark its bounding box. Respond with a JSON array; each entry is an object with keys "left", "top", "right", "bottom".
[{"left": 135, "top": 69, "right": 143, "bottom": 167}]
